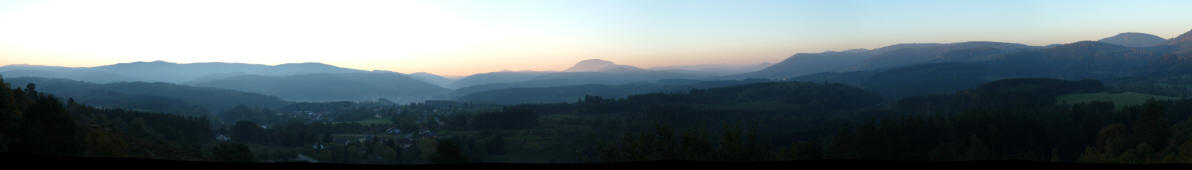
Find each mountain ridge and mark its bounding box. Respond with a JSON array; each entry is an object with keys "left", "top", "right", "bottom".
[
  {"left": 1098, "top": 32, "right": 1167, "bottom": 47},
  {"left": 733, "top": 41, "right": 1037, "bottom": 79},
  {"left": 190, "top": 71, "right": 449, "bottom": 102},
  {"left": 564, "top": 59, "right": 644, "bottom": 72},
  {"left": 1, "top": 61, "right": 367, "bottom": 83},
  {"left": 1172, "top": 29, "right": 1192, "bottom": 44}
]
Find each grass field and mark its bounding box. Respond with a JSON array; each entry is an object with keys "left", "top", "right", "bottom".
[{"left": 1057, "top": 92, "right": 1180, "bottom": 109}]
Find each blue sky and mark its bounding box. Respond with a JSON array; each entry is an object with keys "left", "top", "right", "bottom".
[{"left": 0, "top": 0, "right": 1190, "bottom": 76}]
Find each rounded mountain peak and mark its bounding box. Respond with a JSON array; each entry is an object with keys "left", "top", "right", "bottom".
[
  {"left": 576, "top": 59, "right": 616, "bottom": 66},
  {"left": 1097, "top": 32, "right": 1166, "bottom": 47},
  {"left": 565, "top": 59, "right": 641, "bottom": 72}
]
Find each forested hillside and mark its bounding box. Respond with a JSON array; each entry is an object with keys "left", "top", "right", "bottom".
[
  {"left": 0, "top": 75, "right": 216, "bottom": 160},
  {"left": 5, "top": 77, "right": 290, "bottom": 116}
]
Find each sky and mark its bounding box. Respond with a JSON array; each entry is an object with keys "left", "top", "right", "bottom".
[{"left": 1, "top": 0, "right": 1190, "bottom": 76}]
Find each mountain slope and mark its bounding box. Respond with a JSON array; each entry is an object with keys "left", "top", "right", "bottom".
[
  {"left": 451, "top": 59, "right": 697, "bottom": 90},
  {"left": 0, "top": 64, "right": 81, "bottom": 72},
  {"left": 1, "top": 61, "right": 365, "bottom": 83},
  {"left": 564, "top": 59, "right": 643, "bottom": 72},
  {"left": 448, "top": 71, "right": 552, "bottom": 89},
  {"left": 1170, "top": 29, "right": 1192, "bottom": 55},
  {"left": 88, "top": 61, "right": 270, "bottom": 83},
  {"left": 191, "top": 72, "right": 449, "bottom": 102},
  {"left": 0, "top": 69, "right": 138, "bottom": 83},
  {"left": 450, "top": 70, "right": 699, "bottom": 96},
  {"left": 1098, "top": 32, "right": 1167, "bottom": 47},
  {"left": 1172, "top": 29, "right": 1192, "bottom": 45},
  {"left": 407, "top": 72, "right": 457, "bottom": 87},
  {"left": 735, "top": 41, "right": 1036, "bottom": 79},
  {"left": 452, "top": 67, "right": 699, "bottom": 95},
  {"left": 793, "top": 41, "right": 1174, "bottom": 98},
  {"left": 855, "top": 41, "right": 1037, "bottom": 71},
  {"left": 4, "top": 77, "right": 290, "bottom": 115},
  {"left": 455, "top": 79, "right": 772, "bottom": 104},
  {"left": 733, "top": 49, "right": 870, "bottom": 79},
  {"left": 649, "top": 62, "right": 772, "bottom": 77}
]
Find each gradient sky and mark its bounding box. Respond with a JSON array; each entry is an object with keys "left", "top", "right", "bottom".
[{"left": 1, "top": 0, "right": 1190, "bottom": 76}]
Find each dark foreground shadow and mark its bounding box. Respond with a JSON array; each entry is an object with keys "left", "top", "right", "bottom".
[{"left": 3, "top": 153, "right": 1189, "bottom": 169}]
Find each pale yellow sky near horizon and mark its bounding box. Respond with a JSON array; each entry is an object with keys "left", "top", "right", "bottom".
[{"left": 1, "top": 0, "right": 1191, "bottom": 76}]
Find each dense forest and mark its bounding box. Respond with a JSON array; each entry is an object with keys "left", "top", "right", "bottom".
[
  {"left": 0, "top": 75, "right": 215, "bottom": 159},
  {"left": 6, "top": 72, "right": 1192, "bottom": 164}
]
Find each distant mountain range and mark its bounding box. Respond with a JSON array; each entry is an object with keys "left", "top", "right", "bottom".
[
  {"left": 732, "top": 41, "right": 1041, "bottom": 79},
  {"left": 1, "top": 61, "right": 364, "bottom": 84},
  {"left": 0, "top": 58, "right": 758, "bottom": 104},
  {"left": 446, "top": 59, "right": 702, "bottom": 95},
  {"left": 0, "top": 61, "right": 448, "bottom": 102},
  {"left": 407, "top": 72, "right": 458, "bottom": 87},
  {"left": 447, "top": 71, "right": 552, "bottom": 89},
  {"left": 649, "top": 62, "right": 772, "bottom": 76},
  {"left": 6, "top": 29, "right": 1192, "bottom": 105},
  {"left": 190, "top": 71, "right": 449, "bottom": 102},
  {"left": 772, "top": 30, "right": 1192, "bottom": 98},
  {"left": 455, "top": 79, "right": 772, "bottom": 104},
  {"left": 563, "top": 59, "right": 643, "bottom": 72},
  {"left": 730, "top": 31, "right": 1186, "bottom": 82},
  {"left": 4, "top": 77, "right": 290, "bottom": 115},
  {"left": 1170, "top": 29, "right": 1192, "bottom": 45}
]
